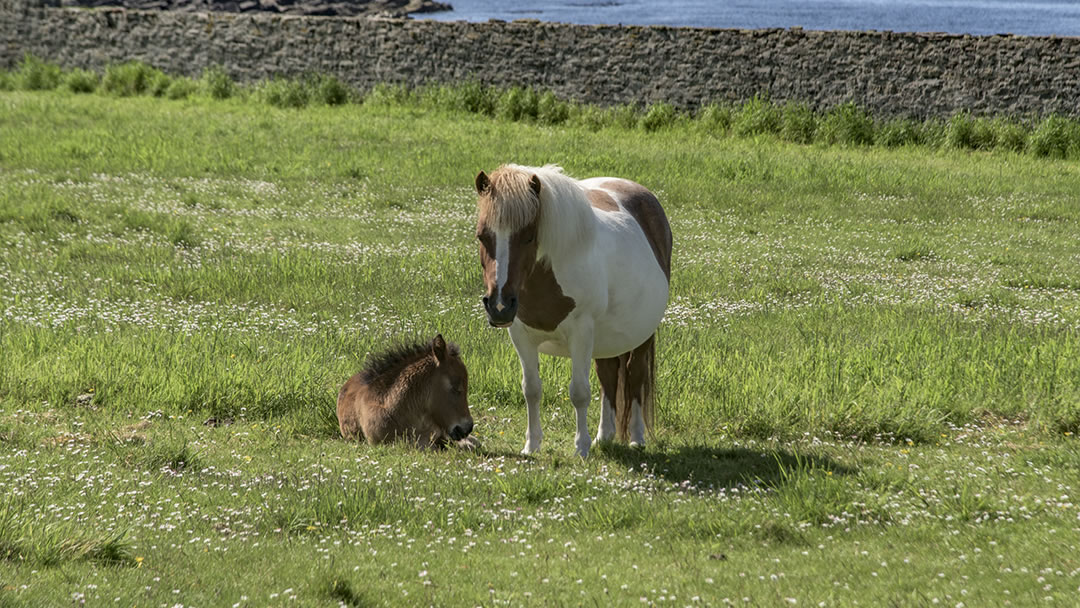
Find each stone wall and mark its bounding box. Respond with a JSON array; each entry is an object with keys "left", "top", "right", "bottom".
[{"left": 4, "top": 0, "right": 1080, "bottom": 118}]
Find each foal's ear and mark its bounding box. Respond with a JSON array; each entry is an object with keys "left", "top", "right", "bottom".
[
  {"left": 432, "top": 334, "right": 448, "bottom": 364},
  {"left": 475, "top": 171, "right": 491, "bottom": 194},
  {"left": 528, "top": 174, "right": 541, "bottom": 197}
]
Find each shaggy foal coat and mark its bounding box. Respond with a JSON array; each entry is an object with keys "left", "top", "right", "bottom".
[{"left": 337, "top": 335, "right": 474, "bottom": 449}]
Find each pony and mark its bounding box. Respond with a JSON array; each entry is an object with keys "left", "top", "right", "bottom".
[
  {"left": 474, "top": 164, "right": 672, "bottom": 458},
  {"left": 337, "top": 334, "right": 476, "bottom": 449}
]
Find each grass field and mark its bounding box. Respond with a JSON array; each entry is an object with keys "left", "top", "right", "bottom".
[{"left": 1, "top": 88, "right": 1079, "bottom": 606}]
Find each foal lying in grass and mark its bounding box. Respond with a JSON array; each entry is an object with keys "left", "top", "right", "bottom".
[{"left": 337, "top": 334, "right": 476, "bottom": 449}]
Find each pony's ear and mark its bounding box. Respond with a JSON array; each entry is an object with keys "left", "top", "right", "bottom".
[
  {"left": 529, "top": 174, "right": 541, "bottom": 197},
  {"left": 432, "top": 334, "right": 448, "bottom": 364},
  {"left": 475, "top": 171, "right": 491, "bottom": 194}
]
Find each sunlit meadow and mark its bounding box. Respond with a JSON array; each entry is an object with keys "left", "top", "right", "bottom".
[{"left": 1, "top": 89, "right": 1079, "bottom": 606}]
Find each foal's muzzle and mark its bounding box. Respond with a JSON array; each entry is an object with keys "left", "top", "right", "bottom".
[
  {"left": 483, "top": 294, "right": 518, "bottom": 328},
  {"left": 450, "top": 419, "right": 474, "bottom": 441}
]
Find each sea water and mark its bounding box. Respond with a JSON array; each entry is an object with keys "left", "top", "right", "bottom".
[{"left": 420, "top": 0, "right": 1080, "bottom": 36}]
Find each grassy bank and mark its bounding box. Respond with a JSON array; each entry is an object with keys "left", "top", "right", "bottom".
[
  {"left": 5, "top": 54, "right": 1080, "bottom": 159},
  {"left": 0, "top": 88, "right": 1078, "bottom": 606}
]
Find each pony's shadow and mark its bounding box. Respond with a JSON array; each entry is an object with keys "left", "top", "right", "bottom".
[{"left": 593, "top": 442, "right": 854, "bottom": 489}]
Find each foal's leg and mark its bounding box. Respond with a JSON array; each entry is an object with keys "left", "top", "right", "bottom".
[
  {"left": 593, "top": 357, "right": 620, "bottom": 445},
  {"left": 568, "top": 325, "right": 596, "bottom": 459},
  {"left": 510, "top": 325, "right": 543, "bottom": 455}
]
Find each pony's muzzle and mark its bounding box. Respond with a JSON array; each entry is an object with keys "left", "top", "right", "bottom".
[
  {"left": 483, "top": 294, "right": 518, "bottom": 327},
  {"left": 450, "top": 419, "right": 474, "bottom": 441}
]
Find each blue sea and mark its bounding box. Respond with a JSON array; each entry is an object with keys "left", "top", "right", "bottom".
[{"left": 420, "top": 0, "right": 1080, "bottom": 36}]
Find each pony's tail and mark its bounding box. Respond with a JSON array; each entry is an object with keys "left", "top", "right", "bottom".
[
  {"left": 615, "top": 333, "right": 656, "bottom": 442},
  {"left": 641, "top": 333, "right": 656, "bottom": 435}
]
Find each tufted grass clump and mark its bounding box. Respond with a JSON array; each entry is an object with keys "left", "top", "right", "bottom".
[
  {"left": 456, "top": 80, "right": 499, "bottom": 116},
  {"left": 992, "top": 117, "right": 1029, "bottom": 152},
  {"left": 257, "top": 77, "right": 310, "bottom": 109},
  {"left": 165, "top": 76, "right": 198, "bottom": 100},
  {"left": 817, "top": 102, "right": 875, "bottom": 145},
  {"left": 200, "top": 65, "right": 236, "bottom": 100},
  {"left": 409, "top": 80, "right": 500, "bottom": 115},
  {"left": 536, "top": 90, "right": 571, "bottom": 125},
  {"left": 167, "top": 219, "right": 202, "bottom": 249},
  {"left": 1, "top": 499, "right": 134, "bottom": 567},
  {"left": 779, "top": 101, "right": 817, "bottom": 144},
  {"left": 917, "top": 118, "right": 949, "bottom": 148},
  {"left": 1028, "top": 114, "right": 1080, "bottom": 158},
  {"left": 609, "top": 103, "right": 643, "bottom": 129},
  {"left": 946, "top": 112, "right": 999, "bottom": 150},
  {"left": 571, "top": 105, "right": 611, "bottom": 131},
  {"left": 313, "top": 74, "right": 350, "bottom": 106},
  {"left": 15, "top": 54, "right": 63, "bottom": 91},
  {"left": 732, "top": 94, "right": 781, "bottom": 137},
  {"left": 639, "top": 101, "right": 679, "bottom": 132},
  {"left": 875, "top": 117, "right": 922, "bottom": 147},
  {"left": 945, "top": 112, "right": 977, "bottom": 149},
  {"left": 572, "top": 103, "right": 641, "bottom": 131},
  {"left": 894, "top": 237, "right": 936, "bottom": 262},
  {"left": 102, "top": 61, "right": 170, "bottom": 97},
  {"left": 364, "top": 82, "right": 414, "bottom": 107},
  {"left": 62, "top": 68, "right": 98, "bottom": 94},
  {"left": 497, "top": 86, "right": 540, "bottom": 122},
  {"left": 696, "top": 102, "right": 733, "bottom": 134}
]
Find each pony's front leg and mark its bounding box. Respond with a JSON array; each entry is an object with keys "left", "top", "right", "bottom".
[
  {"left": 510, "top": 325, "right": 543, "bottom": 455},
  {"left": 568, "top": 326, "right": 595, "bottom": 459}
]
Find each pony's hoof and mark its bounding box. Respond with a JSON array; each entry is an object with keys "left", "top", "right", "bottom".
[
  {"left": 575, "top": 438, "right": 591, "bottom": 459},
  {"left": 521, "top": 443, "right": 541, "bottom": 455},
  {"left": 628, "top": 441, "right": 644, "bottom": 449}
]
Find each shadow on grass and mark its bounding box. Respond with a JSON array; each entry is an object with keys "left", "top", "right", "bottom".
[{"left": 594, "top": 442, "right": 854, "bottom": 488}]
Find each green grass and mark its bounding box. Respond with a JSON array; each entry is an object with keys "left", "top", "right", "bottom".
[
  {"left": 8, "top": 56, "right": 1080, "bottom": 159},
  {"left": 0, "top": 87, "right": 1079, "bottom": 606}
]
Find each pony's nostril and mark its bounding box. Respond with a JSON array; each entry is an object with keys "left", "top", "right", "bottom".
[
  {"left": 450, "top": 425, "right": 465, "bottom": 440},
  {"left": 464, "top": 421, "right": 474, "bottom": 436},
  {"left": 482, "top": 296, "right": 490, "bottom": 308},
  {"left": 507, "top": 296, "right": 517, "bottom": 309}
]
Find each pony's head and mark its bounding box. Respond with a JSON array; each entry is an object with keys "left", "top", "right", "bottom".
[
  {"left": 474, "top": 166, "right": 543, "bottom": 328},
  {"left": 424, "top": 334, "right": 473, "bottom": 441}
]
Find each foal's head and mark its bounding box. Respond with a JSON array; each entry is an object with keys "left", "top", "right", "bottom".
[
  {"left": 474, "top": 167, "right": 542, "bottom": 327},
  {"left": 423, "top": 334, "right": 473, "bottom": 441}
]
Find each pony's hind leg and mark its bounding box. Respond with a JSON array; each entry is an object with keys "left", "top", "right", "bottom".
[
  {"left": 593, "top": 357, "right": 620, "bottom": 444},
  {"left": 510, "top": 325, "right": 543, "bottom": 455}
]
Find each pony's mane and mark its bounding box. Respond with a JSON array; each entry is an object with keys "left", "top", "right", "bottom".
[
  {"left": 477, "top": 165, "right": 542, "bottom": 233},
  {"left": 360, "top": 338, "right": 460, "bottom": 396},
  {"left": 477, "top": 164, "right": 596, "bottom": 255}
]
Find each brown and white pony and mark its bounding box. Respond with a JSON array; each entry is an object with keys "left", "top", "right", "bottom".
[
  {"left": 337, "top": 334, "right": 475, "bottom": 449},
  {"left": 474, "top": 164, "right": 671, "bottom": 458}
]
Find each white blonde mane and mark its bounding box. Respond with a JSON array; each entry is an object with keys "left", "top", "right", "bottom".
[{"left": 498, "top": 164, "right": 596, "bottom": 257}]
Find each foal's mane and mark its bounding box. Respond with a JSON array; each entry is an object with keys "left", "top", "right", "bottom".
[
  {"left": 360, "top": 337, "right": 460, "bottom": 397},
  {"left": 478, "top": 164, "right": 596, "bottom": 255}
]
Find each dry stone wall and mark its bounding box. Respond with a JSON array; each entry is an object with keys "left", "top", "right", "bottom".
[{"left": 4, "top": 0, "right": 1080, "bottom": 118}]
